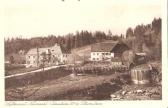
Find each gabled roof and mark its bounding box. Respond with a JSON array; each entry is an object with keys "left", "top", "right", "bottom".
[
  {"left": 91, "top": 41, "right": 118, "bottom": 52},
  {"left": 26, "top": 48, "right": 38, "bottom": 55},
  {"left": 60, "top": 45, "right": 71, "bottom": 54},
  {"left": 26, "top": 44, "right": 62, "bottom": 55}
]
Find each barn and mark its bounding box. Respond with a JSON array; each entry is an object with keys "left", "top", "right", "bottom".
[{"left": 91, "top": 41, "right": 130, "bottom": 62}]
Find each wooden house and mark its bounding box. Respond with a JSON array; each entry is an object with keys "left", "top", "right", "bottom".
[{"left": 91, "top": 41, "right": 129, "bottom": 62}]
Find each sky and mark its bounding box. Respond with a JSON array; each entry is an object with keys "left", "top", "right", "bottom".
[{"left": 1, "top": 0, "right": 162, "bottom": 39}]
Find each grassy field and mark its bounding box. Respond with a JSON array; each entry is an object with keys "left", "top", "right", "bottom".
[
  {"left": 5, "top": 70, "right": 161, "bottom": 101},
  {"left": 5, "top": 60, "right": 161, "bottom": 100},
  {"left": 5, "top": 66, "right": 39, "bottom": 76},
  {"left": 5, "top": 72, "right": 127, "bottom": 101},
  {"left": 71, "top": 44, "right": 91, "bottom": 62},
  {"left": 5, "top": 67, "right": 71, "bottom": 89},
  {"left": 5, "top": 63, "right": 63, "bottom": 76}
]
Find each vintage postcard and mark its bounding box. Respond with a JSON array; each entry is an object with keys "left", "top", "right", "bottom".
[{"left": 1, "top": 0, "right": 168, "bottom": 108}]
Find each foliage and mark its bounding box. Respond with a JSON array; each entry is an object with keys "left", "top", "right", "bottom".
[
  {"left": 126, "top": 27, "right": 134, "bottom": 38},
  {"left": 125, "top": 18, "right": 161, "bottom": 60},
  {"left": 5, "top": 64, "right": 25, "bottom": 72},
  {"left": 9, "top": 56, "right": 14, "bottom": 64},
  {"left": 5, "top": 30, "right": 118, "bottom": 55}
]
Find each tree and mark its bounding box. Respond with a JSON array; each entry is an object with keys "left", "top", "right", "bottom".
[
  {"left": 94, "top": 31, "right": 106, "bottom": 42},
  {"left": 134, "top": 25, "right": 145, "bottom": 52},
  {"left": 40, "top": 52, "right": 47, "bottom": 71},
  {"left": 126, "top": 27, "right": 134, "bottom": 38},
  {"left": 9, "top": 55, "right": 14, "bottom": 64},
  {"left": 152, "top": 18, "right": 161, "bottom": 34},
  {"left": 120, "top": 34, "right": 124, "bottom": 38},
  {"left": 107, "top": 30, "right": 113, "bottom": 39},
  {"left": 47, "top": 49, "right": 52, "bottom": 63}
]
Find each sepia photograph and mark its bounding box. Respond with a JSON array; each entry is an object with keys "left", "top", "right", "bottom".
[{"left": 3, "top": 0, "right": 163, "bottom": 102}]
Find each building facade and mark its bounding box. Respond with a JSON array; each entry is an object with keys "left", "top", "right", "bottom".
[
  {"left": 91, "top": 41, "right": 129, "bottom": 62},
  {"left": 26, "top": 44, "right": 70, "bottom": 68}
]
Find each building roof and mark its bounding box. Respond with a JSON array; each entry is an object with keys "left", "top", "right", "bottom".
[
  {"left": 26, "top": 44, "right": 62, "bottom": 55},
  {"left": 60, "top": 45, "right": 71, "bottom": 54},
  {"left": 26, "top": 48, "right": 38, "bottom": 55},
  {"left": 91, "top": 41, "right": 118, "bottom": 52}
]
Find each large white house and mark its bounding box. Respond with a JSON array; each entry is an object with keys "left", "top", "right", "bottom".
[
  {"left": 91, "top": 41, "right": 129, "bottom": 62},
  {"left": 26, "top": 44, "right": 71, "bottom": 68}
]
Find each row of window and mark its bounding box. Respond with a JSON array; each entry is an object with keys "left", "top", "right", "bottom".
[
  {"left": 92, "top": 52, "right": 111, "bottom": 56},
  {"left": 27, "top": 54, "right": 66, "bottom": 59},
  {"left": 27, "top": 60, "right": 58, "bottom": 64},
  {"left": 28, "top": 56, "right": 35, "bottom": 59},
  {"left": 92, "top": 58, "right": 99, "bottom": 60},
  {"left": 63, "top": 54, "right": 68, "bottom": 57},
  {"left": 92, "top": 57, "right": 109, "bottom": 61},
  {"left": 26, "top": 60, "right": 36, "bottom": 64}
]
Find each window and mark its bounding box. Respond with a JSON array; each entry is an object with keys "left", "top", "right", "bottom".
[
  {"left": 63, "top": 54, "right": 67, "bottom": 57},
  {"left": 27, "top": 61, "right": 30, "bottom": 64},
  {"left": 97, "top": 58, "right": 99, "bottom": 60},
  {"left": 93, "top": 58, "right": 95, "bottom": 60},
  {"left": 93, "top": 53, "right": 95, "bottom": 55},
  {"left": 33, "top": 56, "right": 35, "bottom": 59},
  {"left": 97, "top": 53, "right": 99, "bottom": 55},
  {"left": 28, "top": 56, "right": 30, "bottom": 59}
]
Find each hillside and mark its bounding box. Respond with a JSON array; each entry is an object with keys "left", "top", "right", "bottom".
[
  {"left": 71, "top": 45, "right": 91, "bottom": 59},
  {"left": 70, "top": 40, "right": 118, "bottom": 62}
]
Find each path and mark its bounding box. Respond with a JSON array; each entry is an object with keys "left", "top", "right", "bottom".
[{"left": 5, "top": 65, "right": 66, "bottom": 79}]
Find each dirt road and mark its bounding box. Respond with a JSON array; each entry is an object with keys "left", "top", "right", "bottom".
[{"left": 5, "top": 65, "right": 66, "bottom": 79}]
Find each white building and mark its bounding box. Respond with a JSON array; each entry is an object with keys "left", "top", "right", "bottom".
[
  {"left": 26, "top": 44, "right": 71, "bottom": 68},
  {"left": 91, "top": 41, "right": 129, "bottom": 62}
]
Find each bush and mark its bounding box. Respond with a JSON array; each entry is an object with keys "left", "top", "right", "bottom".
[
  {"left": 5, "top": 67, "right": 71, "bottom": 89},
  {"left": 5, "top": 64, "right": 25, "bottom": 71}
]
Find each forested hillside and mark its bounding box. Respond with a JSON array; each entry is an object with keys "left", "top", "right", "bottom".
[
  {"left": 5, "top": 18, "right": 161, "bottom": 60},
  {"left": 125, "top": 18, "right": 161, "bottom": 60},
  {"left": 5, "top": 30, "right": 122, "bottom": 55}
]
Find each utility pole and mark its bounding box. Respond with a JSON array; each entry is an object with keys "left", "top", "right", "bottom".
[
  {"left": 74, "top": 36, "right": 77, "bottom": 66},
  {"left": 37, "top": 47, "right": 39, "bottom": 67}
]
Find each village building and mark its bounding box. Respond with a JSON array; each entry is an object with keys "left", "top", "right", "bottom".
[
  {"left": 60, "top": 46, "right": 71, "bottom": 64},
  {"left": 91, "top": 41, "right": 130, "bottom": 63},
  {"left": 26, "top": 44, "right": 71, "bottom": 68}
]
